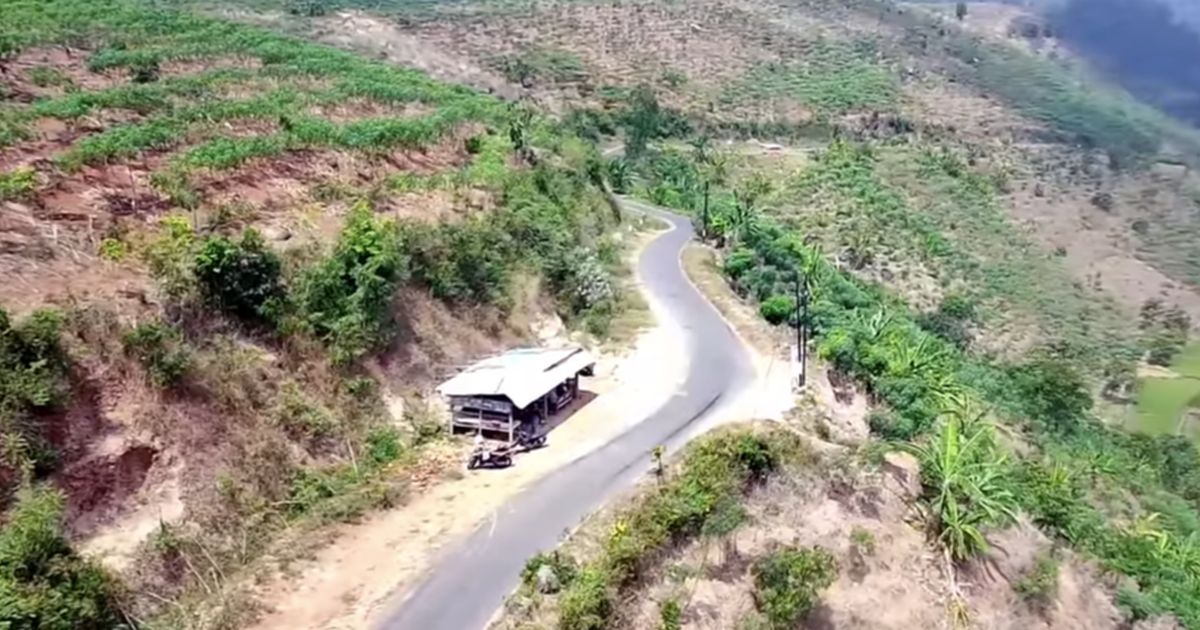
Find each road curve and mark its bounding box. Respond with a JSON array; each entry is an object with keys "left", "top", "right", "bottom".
[{"left": 377, "top": 199, "right": 755, "bottom": 630}]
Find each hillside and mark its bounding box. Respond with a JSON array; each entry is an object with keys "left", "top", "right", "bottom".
[
  {"left": 5, "top": 0, "right": 1200, "bottom": 628},
  {"left": 222, "top": 0, "right": 1200, "bottom": 628},
  {"left": 0, "top": 0, "right": 635, "bottom": 626}
]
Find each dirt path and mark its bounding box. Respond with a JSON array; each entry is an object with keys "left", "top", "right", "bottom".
[{"left": 246, "top": 237, "right": 687, "bottom": 630}]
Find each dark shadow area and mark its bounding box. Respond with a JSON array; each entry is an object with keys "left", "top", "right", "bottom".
[{"left": 1050, "top": 0, "right": 1200, "bottom": 128}]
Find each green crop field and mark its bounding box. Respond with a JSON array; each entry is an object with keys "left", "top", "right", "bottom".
[{"left": 1135, "top": 343, "right": 1200, "bottom": 439}]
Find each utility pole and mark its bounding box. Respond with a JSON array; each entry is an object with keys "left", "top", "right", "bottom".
[
  {"left": 794, "top": 270, "right": 809, "bottom": 389},
  {"left": 701, "top": 180, "right": 710, "bottom": 241}
]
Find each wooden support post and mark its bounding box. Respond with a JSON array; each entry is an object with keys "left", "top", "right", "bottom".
[{"left": 507, "top": 409, "right": 514, "bottom": 445}]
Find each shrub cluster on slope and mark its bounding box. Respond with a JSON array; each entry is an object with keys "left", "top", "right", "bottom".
[{"left": 530, "top": 428, "right": 809, "bottom": 630}]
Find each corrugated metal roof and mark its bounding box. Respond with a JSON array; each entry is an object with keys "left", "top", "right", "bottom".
[{"left": 436, "top": 346, "right": 595, "bottom": 409}]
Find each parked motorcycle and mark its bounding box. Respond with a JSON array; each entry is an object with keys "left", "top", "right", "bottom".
[
  {"left": 516, "top": 429, "right": 547, "bottom": 450},
  {"left": 467, "top": 444, "right": 513, "bottom": 470}
]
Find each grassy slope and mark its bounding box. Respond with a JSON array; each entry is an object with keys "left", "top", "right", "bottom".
[{"left": 0, "top": 1, "right": 633, "bottom": 628}]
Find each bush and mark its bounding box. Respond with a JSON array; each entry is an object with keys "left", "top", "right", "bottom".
[
  {"left": 659, "top": 598, "right": 682, "bottom": 630},
  {"left": 295, "top": 203, "right": 406, "bottom": 364},
  {"left": 521, "top": 551, "right": 578, "bottom": 590},
  {"left": 751, "top": 546, "right": 838, "bottom": 629},
  {"left": 194, "top": 229, "right": 285, "bottom": 323},
  {"left": 0, "top": 167, "right": 37, "bottom": 201},
  {"left": 1009, "top": 358, "right": 1092, "bottom": 434},
  {"left": 402, "top": 218, "right": 510, "bottom": 305},
  {"left": 142, "top": 214, "right": 197, "bottom": 301},
  {"left": 0, "top": 308, "right": 68, "bottom": 474},
  {"left": 365, "top": 427, "right": 403, "bottom": 466},
  {"left": 122, "top": 321, "right": 190, "bottom": 387},
  {"left": 558, "top": 566, "right": 612, "bottom": 630},
  {"left": 759, "top": 295, "right": 795, "bottom": 326},
  {"left": 1014, "top": 552, "right": 1059, "bottom": 611},
  {"left": 0, "top": 486, "right": 122, "bottom": 630}
]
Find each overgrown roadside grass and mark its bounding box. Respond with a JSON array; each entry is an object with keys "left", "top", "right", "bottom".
[{"left": 499, "top": 425, "right": 811, "bottom": 629}]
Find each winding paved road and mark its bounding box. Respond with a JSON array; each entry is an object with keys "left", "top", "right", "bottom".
[{"left": 377, "top": 199, "right": 755, "bottom": 630}]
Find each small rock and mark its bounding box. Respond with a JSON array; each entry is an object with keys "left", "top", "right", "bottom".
[
  {"left": 535, "top": 564, "right": 560, "bottom": 594},
  {"left": 882, "top": 451, "right": 922, "bottom": 499},
  {"left": 1151, "top": 161, "right": 1188, "bottom": 182},
  {"left": 263, "top": 226, "right": 292, "bottom": 242}
]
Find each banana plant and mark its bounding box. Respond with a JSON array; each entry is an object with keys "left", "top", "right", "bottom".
[{"left": 909, "top": 407, "right": 1017, "bottom": 561}]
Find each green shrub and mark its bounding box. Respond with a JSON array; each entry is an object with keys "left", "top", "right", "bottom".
[
  {"left": 1014, "top": 552, "right": 1059, "bottom": 610},
  {"left": 659, "top": 598, "right": 682, "bottom": 630},
  {"left": 0, "top": 308, "right": 68, "bottom": 474},
  {"left": 295, "top": 202, "right": 406, "bottom": 364},
  {"left": 558, "top": 567, "right": 612, "bottom": 630},
  {"left": 751, "top": 546, "right": 838, "bottom": 629},
  {"left": 1009, "top": 358, "right": 1092, "bottom": 434},
  {"left": 849, "top": 527, "right": 875, "bottom": 555},
  {"left": 0, "top": 167, "right": 37, "bottom": 201},
  {"left": 365, "top": 427, "right": 403, "bottom": 466},
  {"left": 97, "top": 238, "right": 126, "bottom": 262},
  {"left": 142, "top": 214, "right": 197, "bottom": 301},
  {"left": 26, "top": 67, "right": 73, "bottom": 89},
  {"left": 913, "top": 414, "right": 1017, "bottom": 560},
  {"left": 0, "top": 486, "right": 122, "bottom": 630},
  {"left": 194, "top": 229, "right": 285, "bottom": 323},
  {"left": 1117, "top": 585, "right": 1166, "bottom": 622},
  {"left": 759, "top": 295, "right": 795, "bottom": 326},
  {"left": 274, "top": 382, "right": 336, "bottom": 438},
  {"left": 122, "top": 321, "right": 190, "bottom": 387},
  {"left": 521, "top": 551, "right": 579, "bottom": 590}
]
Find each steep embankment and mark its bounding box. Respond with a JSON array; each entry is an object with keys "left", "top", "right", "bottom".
[{"left": 0, "top": 0, "right": 638, "bottom": 627}]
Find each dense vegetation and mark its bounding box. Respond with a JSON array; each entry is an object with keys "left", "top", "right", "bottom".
[
  {"left": 539, "top": 428, "right": 806, "bottom": 630},
  {"left": 632, "top": 135, "right": 1200, "bottom": 625},
  {"left": 0, "top": 309, "right": 68, "bottom": 481},
  {"left": 0, "top": 487, "right": 122, "bottom": 629},
  {"left": 1, "top": 0, "right": 631, "bottom": 626}
]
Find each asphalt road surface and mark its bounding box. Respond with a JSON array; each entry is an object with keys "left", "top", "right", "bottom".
[{"left": 377, "top": 198, "right": 755, "bottom": 630}]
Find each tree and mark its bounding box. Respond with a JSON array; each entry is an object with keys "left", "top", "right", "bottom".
[
  {"left": 955, "top": 1, "right": 968, "bottom": 21},
  {"left": 1010, "top": 358, "right": 1093, "bottom": 434},
  {"left": 194, "top": 229, "right": 284, "bottom": 323},
  {"left": 624, "top": 84, "right": 662, "bottom": 158},
  {"left": 295, "top": 203, "right": 406, "bottom": 364}
]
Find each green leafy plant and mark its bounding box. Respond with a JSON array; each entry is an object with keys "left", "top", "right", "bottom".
[
  {"left": 97, "top": 237, "right": 126, "bottom": 262},
  {"left": 751, "top": 546, "right": 838, "bottom": 629},
  {"left": 26, "top": 66, "right": 73, "bottom": 89},
  {"left": 521, "top": 551, "right": 579, "bottom": 591},
  {"left": 0, "top": 308, "right": 68, "bottom": 475},
  {"left": 558, "top": 566, "right": 612, "bottom": 630},
  {"left": 659, "top": 598, "right": 682, "bottom": 630},
  {"left": 295, "top": 202, "right": 406, "bottom": 364},
  {"left": 194, "top": 229, "right": 285, "bottom": 323},
  {"left": 759, "top": 295, "right": 795, "bottom": 326},
  {"left": 1014, "top": 551, "right": 1059, "bottom": 611},
  {"left": 142, "top": 214, "right": 197, "bottom": 301},
  {"left": 0, "top": 167, "right": 37, "bottom": 201},
  {"left": 850, "top": 527, "right": 875, "bottom": 555},
  {"left": 910, "top": 403, "right": 1017, "bottom": 561},
  {"left": 0, "top": 486, "right": 122, "bottom": 630},
  {"left": 122, "top": 321, "right": 191, "bottom": 387}
]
